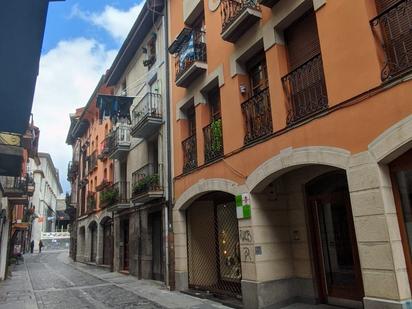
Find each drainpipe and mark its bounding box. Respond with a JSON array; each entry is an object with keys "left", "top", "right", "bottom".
[{"left": 163, "top": 0, "right": 175, "bottom": 291}]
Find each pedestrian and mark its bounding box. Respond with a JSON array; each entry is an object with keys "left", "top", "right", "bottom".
[
  {"left": 30, "top": 240, "right": 34, "bottom": 254},
  {"left": 38, "top": 240, "right": 43, "bottom": 253}
]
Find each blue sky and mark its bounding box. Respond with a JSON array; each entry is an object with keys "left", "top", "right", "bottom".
[{"left": 33, "top": 0, "right": 144, "bottom": 194}]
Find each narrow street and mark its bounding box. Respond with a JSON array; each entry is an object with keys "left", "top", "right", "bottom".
[{"left": 0, "top": 251, "right": 230, "bottom": 309}]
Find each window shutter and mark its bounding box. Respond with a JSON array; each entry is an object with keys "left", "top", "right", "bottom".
[{"left": 284, "top": 10, "right": 321, "bottom": 70}]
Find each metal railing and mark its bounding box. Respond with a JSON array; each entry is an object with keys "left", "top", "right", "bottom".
[
  {"left": 175, "top": 30, "right": 207, "bottom": 81},
  {"left": 99, "top": 182, "right": 118, "bottom": 208},
  {"left": 371, "top": 0, "right": 412, "bottom": 80},
  {"left": 132, "top": 163, "right": 163, "bottom": 197},
  {"left": 98, "top": 139, "right": 110, "bottom": 160},
  {"left": 221, "top": 0, "right": 260, "bottom": 33},
  {"left": 281, "top": 54, "right": 328, "bottom": 125},
  {"left": 182, "top": 135, "right": 197, "bottom": 173},
  {"left": 87, "top": 191, "right": 96, "bottom": 213},
  {"left": 88, "top": 151, "right": 97, "bottom": 173},
  {"left": 113, "top": 181, "right": 129, "bottom": 204},
  {"left": 132, "top": 92, "right": 162, "bottom": 127},
  {"left": 67, "top": 161, "right": 79, "bottom": 181},
  {"left": 241, "top": 87, "right": 273, "bottom": 144},
  {"left": 106, "top": 125, "right": 130, "bottom": 154},
  {"left": 0, "top": 176, "right": 28, "bottom": 194},
  {"left": 203, "top": 118, "right": 224, "bottom": 163}
]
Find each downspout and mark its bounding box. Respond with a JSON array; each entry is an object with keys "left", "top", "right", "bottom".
[{"left": 163, "top": 0, "right": 175, "bottom": 291}]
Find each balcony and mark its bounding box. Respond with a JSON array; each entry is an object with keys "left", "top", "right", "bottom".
[
  {"left": 67, "top": 161, "right": 79, "bottom": 182},
  {"left": 221, "top": 0, "right": 262, "bottom": 43},
  {"left": 88, "top": 151, "right": 98, "bottom": 174},
  {"left": 0, "top": 176, "right": 28, "bottom": 200},
  {"left": 203, "top": 118, "right": 224, "bottom": 163},
  {"left": 182, "top": 135, "right": 197, "bottom": 173},
  {"left": 22, "top": 125, "right": 39, "bottom": 160},
  {"left": 281, "top": 54, "right": 328, "bottom": 125},
  {"left": 131, "top": 93, "right": 163, "bottom": 139},
  {"left": 106, "top": 181, "right": 130, "bottom": 212},
  {"left": 95, "top": 179, "right": 111, "bottom": 192},
  {"left": 87, "top": 191, "right": 96, "bottom": 213},
  {"left": 241, "top": 87, "right": 273, "bottom": 144},
  {"left": 169, "top": 29, "right": 207, "bottom": 88},
  {"left": 99, "top": 183, "right": 118, "bottom": 209},
  {"left": 131, "top": 164, "right": 164, "bottom": 203},
  {"left": 257, "top": 0, "right": 280, "bottom": 8},
  {"left": 371, "top": 0, "right": 412, "bottom": 80},
  {"left": 26, "top": 176, "right": 35, "bottom": 196},
  {"left": 98, "top": 139, "right": 110, "bottom": 161},
  {"left": 0, "top": 132, "right": 23, "bottom": 177},
  {"left": 106, "top": 125, "right": 131, "bottom": 160}
]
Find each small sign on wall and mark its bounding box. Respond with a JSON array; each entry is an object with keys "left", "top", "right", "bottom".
[{"left": 236, "top": 193, "right": 251, "bottom": 219}]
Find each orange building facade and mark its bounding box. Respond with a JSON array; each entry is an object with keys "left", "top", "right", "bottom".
[
  {"left": 169, "top": 0, "right": 412, "bottom": 308},
  {"left": 67, "top": 76, "right": 115, "bottom": 266}
]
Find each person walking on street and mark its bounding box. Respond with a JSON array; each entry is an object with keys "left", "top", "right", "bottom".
[
  {"left": 38, "top": 240, "right": 43, "bottom": 253},
  {"left": 30, "top": 240, "right": 34, "bottom": 254}
]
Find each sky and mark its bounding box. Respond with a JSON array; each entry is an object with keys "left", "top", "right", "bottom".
[{"left": 32, "top": 0, "right": 144, "bottom": 194}]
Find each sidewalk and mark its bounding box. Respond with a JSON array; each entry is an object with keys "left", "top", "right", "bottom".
[
  {"left": 0, "top": 262, "right": 37, "bottom": 309},
  {"left": 60, "top": 253, "right": 231, "bottom": 309}
]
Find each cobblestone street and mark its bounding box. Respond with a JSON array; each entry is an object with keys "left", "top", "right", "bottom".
[{"left": 0, "top": 251, "right": 231, "bottom": 309}]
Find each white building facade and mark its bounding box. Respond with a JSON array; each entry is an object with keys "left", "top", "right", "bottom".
[{"left": 29, "top": 152, "right": 63, "bottom": 250}]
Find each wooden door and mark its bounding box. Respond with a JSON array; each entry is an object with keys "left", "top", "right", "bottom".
[
  {"left": 103, "top": 221, "right": 113, "bottom": 266},
  {"left": 123, "top": 220, "right": 129, "bottom": 270},
  {"left": 151, "top": 212, "right": 163, "bottom": 281}
]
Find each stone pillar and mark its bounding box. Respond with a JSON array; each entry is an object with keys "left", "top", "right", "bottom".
[
  {"left": 84, "top": 226, "right": 91, "bottom": 262},
  {"left": 113, "top": 216, "right": 121, "bottom": 272},
  {"left": 173, "top": 208, "right": 189, "bottom": 291},
  {"left": 96, "top": 222, "right": 104, "bottom": 265},
  {"left": 348, "top": 152, "right": 412, "bottom": 309}
]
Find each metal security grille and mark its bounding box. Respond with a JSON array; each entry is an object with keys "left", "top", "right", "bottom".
[{"left": 187, "top": 196, "right": 242, "bottom": 299}]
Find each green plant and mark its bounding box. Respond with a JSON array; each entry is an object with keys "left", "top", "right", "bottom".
[
  {"left": 100, "top": 188, "right": 119, "bottom": 206},
  {"left": 87, "top": 195, "right": 96, "bottom": 210},
  {"left": 132, "top": 174, "right": 160, "bottom": 196},
  {"left": 210, "top": 118, "right": 223, "bottom": 153}
]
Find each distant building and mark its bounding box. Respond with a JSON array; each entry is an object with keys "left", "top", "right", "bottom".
[{"left": 29, "top": 153, "right": 63, "bottom": 251}]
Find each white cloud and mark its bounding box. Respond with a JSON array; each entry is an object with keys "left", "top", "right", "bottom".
[
  {"left": 70, "top": 2, "right": 143, "bottom": 42},
  {"left": 32, "top": 38, "right": 117, "bottom": 192}
]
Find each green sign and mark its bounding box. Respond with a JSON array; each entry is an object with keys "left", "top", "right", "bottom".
[{"left": 236, "top": 193, "right": 251, "bottom": 219}]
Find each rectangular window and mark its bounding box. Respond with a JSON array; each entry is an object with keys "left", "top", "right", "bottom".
[
  {"left": 208, "top": 87, "right": 221, "bottom": 120},
  {"left": 187, "top": 106, "right": 196, "bottom": 136},
  {"left": 246, "top": 52, "right": 268, "bottom": 96}
]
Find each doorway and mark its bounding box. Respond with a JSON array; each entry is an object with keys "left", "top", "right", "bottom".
[
  {"left": 150, "top": 211, "right": 163, "bottom": 281},
  {"left": 122, "top": 219, "right": 129, "bottom": 271},
  {"left": 306, "top": 172, "right": 363, "bottom": 306},
  {"left": 102, "top": 219, "right": 113, "bottom": 266}
]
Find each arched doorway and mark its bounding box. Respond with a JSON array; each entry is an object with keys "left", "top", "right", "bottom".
[
  {"left": 186, "top": 192, "right": 242, "bottom": 299},
  {"left": 89, "top": 221, "right": 97, "bottom": 263},
  {"left": 306, "top": 172, "right": 363, "bottom": 304},
  {"left": 390, "top": 148, "right": 412, "bottom": 283},
  {"left": 101, "top": 217, "right": 113, "bottom": 266}
]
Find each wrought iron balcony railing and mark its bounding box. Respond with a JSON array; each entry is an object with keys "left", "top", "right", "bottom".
[
  {"left": 132, "top": 163, "right": 163, "bottom": 198},
  {"left": 99, "top": 182, "right": 118, "bottom": 208},
  {"left": 221, "top": 0, "right": 261, "bottom": 42},
  {"left": 0, "top": 176, "right": 28, "bottom": 195},
  {"left": 203, "top": 118, "right": 224, "bottom": 163},
  {"left": 98, "top": 139, "right": 110, "bottom": 161},
  {"left": 282, "top": 54, "right": 328, "bottom": 125},
  {"left": 182, "top": 134, "right": 197, "bottom": 173},
  {"left": 67, "top": 161, "right": 79, "bottom": 181},
  {"left": 241, "top": 87, "right": 273, "bottom": 144},
  {"left": 175, "top": 30, "right": 207, "bottom": 81},
  {"left": 371, "top": 0, "right": 412, "bottom": 80},
  {"left": 106, "top": 125, "right": 131, "bottom": 159},
  {"left": 131, "top": 92, "right": 163, "bottom": 138},
  {"left": 87, "top": 191, "right": 96, "bottom": 213},
  {"left": 88, "top": 151, "right": 97, "bottom": 174}
]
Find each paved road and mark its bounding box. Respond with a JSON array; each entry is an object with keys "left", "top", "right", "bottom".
[
  {"left": 0, "top": 251, "right": 230, "bottom": 309},
  {"left": 0, "top": 251, "right": 341, "bottom": 309}
]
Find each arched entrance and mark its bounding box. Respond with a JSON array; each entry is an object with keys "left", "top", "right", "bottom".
[
  {"left": 248, "top": 162, "right": 364, "bottom": 308},
  {"left": 186, "top": 192, "right": 242, "bottom": 299},
  {"left": 89, "top": 221, "right": 97, "bottom": 263},
  {"left": 306, "top": 172, "right": 363, "bottom": 304},
  {"left": 100, "top": 217, "right": 113, "bottom": 266},
  {"left": 390, "top": 149, "right": 412, "bottom": 283}
]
